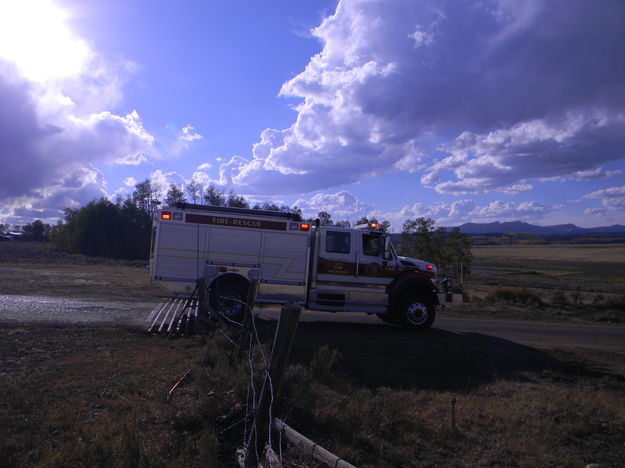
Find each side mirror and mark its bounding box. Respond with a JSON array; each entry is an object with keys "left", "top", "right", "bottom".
[{"left": 383, "top": 236, "right": 392, "bottom": 260}]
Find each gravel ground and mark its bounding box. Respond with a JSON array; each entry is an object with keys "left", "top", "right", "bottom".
[{"left": 0, "top": 294, "right": 156, "bottom": 326}]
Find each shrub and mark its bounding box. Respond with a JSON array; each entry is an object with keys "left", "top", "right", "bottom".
[
  {"left": 551, "top": 290, "right": 569, "bottom": 306},
  {"left": 487, "top": 288, "right": 544, "bottom": 307},
  {"left": 309, "top": 345, "right": 343, "bottom": 383},
  {"left": 605, "top": 295, "right": 625, "bottom": 309}
]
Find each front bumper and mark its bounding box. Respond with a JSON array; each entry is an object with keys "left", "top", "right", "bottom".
[{"left": 437, "top": 292, "right": 463, "bottom": 305}]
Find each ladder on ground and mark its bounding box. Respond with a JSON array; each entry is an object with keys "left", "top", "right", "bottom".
[{"left": 146, "top": 295, "right": 199, "bottom": 336}]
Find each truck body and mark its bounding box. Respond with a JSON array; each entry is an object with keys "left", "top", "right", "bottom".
[{"left": 149, "top": 203, "right": 460, "bottom": 329}]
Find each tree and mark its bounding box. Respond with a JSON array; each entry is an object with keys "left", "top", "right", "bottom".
[
  {"left": 253, "top": 202, "right": 302, "bottom": 220},
  {"left": 132, "top": 179, "right": 160, "bottom": 214},
  {"left": 165, "top": 183, "right": 187, "bottom": 206},
  {"left": 185, "top": 179, "right": 202, "bottom": 204},
  {"left": 334, "top": 220, "right": 351, "bottom": 228},
  {"left": 317, "top": 211, "right": 333, "bottom": 226},
  {"left": 400, "top": 217, "right": 471, "bottom": 279},
  {"left": 378, "top": 220, "right": 391, "bottom": 233},
  {"left": 21, "top": 220, "right": 51, "bottom": 242},
  {"left": 401, "top": 217, "right": 437, "bottom": 262},
  {"left": 227, "top": 190, "right": 249, "bottom": 208},
  {"left": 204, "top": 184, "right": 226, "bottom": 206},
  {"left": 51, "top": 197, "right": 151, "bottom": 260}
]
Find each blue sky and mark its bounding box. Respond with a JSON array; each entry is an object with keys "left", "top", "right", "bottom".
[{"left": 1, "top": 0, "right": 625, "bottom": 230}]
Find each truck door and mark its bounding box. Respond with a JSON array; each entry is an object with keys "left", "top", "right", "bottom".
[
  {"left": 352, "top": 232, "right": 396, "bottom": 308},
  {"left": 311, "top": 228, "right": 390, "bottom": 313},
  {"left": 311, "top": 228, "right": 357, "bottom": 309}
]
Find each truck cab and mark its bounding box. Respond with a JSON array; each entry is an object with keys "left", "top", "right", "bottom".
[{"left": 306, "top": 223, "right": 443, "bottom": 329}]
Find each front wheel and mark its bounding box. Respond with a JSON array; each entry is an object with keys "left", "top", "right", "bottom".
[{"left": 397, "top": 294, "right": 436, "bottom": 330}]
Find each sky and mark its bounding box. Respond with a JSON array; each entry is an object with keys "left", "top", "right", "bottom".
[{"left": 1, "top": 0, "right": 625, "bottom": 231}]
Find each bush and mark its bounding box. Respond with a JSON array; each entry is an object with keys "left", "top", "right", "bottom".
[
  {"left": 605, "top": 295, "right": 625, "bottom": 309},
  {"left": 487, "top": 288, "right": 544, "bottom": 307},
  {"left": 309, "top": 345, "right": 342, "bottom": 383},
  {"left": 592, "top": 294, "right": 605, "bottom": 305},
  {"left": 551, "top": 290, "right": 569, "bottom": 306}
]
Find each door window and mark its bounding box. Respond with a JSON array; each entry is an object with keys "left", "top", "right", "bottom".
[
  {"left": 326, "top": 231, "right": 351, "bottom": 254},
  {"left": 362, "top": 234, "right": 383, "bottom": 257}
]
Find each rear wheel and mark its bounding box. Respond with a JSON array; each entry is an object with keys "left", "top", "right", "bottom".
[
  {"left": 397, "top": 294, "right": 436, "bottom": 330},
  {"left": 211, "top": 283, "right": 247, "bottom": 324}
]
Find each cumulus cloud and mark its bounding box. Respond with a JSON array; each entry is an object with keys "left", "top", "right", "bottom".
[
  {"left": 584, "top": 185, "right": 625, "bottom": 211},
  {"left": 166, "top": 124, "right": 204, "bottom": 157},
  {"left": 149, "top": 169, "right": 187, "bottom": 198},
  {"left": 292, "top": 190, "right": 556, "bottom": 231},
  {"left": 215, "top": 0, "right": 625, "bottom": 197},
  {"left": 427, "top": 111, "right": 625, "bottom": 194},
  {"left": 374, "top": 198, "right": 556, "bottom": 230},
  {"left": 0, "top": 1, "right": 156, "bottom": 223},
  {"left": 293, "top": 190, "right": 373, "bottom": 219}
]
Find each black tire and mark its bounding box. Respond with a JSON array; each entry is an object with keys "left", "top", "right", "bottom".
[
  {"left": 211, "top": 283, "right": 247, "bottom": 323},
  {"left": 397, "top": 294, "right": 436, "bottom": 330}
]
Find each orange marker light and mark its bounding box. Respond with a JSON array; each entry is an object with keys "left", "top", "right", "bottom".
[
  {"left": 370, "top": 222, "right": 379, "bottom": 229},
  {"left": 300, "top": 223, "right": 310, "bottom": 231},
  {"left": 161, "top": 211, "right": 172, "bottom": 220}
]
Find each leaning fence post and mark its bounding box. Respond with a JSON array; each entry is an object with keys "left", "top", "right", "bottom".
[
  {"left": 244, "top": 302, "right": 302, "bottom": 468},
  {"left": 197, "top": 278, "right": 210, "bottom": 332}
]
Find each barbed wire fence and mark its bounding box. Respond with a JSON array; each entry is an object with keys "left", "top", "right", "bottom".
[
  {"left": 198, "top": 276, "right": 299, "bottom": 468},
  {"left": 196, "top": 276, "right": 355, "bottom": 468}
]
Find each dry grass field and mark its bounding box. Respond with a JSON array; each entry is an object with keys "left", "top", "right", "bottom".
[
  {"left": 1, "top": 241, "right": 625, "bottom": 467},
  {"left": 0, "top": 242, "right": 163, "bottom": 301},
  {"left": 458, "top": 244, "right": 625, "bottom": 324}
]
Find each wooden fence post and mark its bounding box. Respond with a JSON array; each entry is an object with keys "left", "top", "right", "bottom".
[
  {"left": 197, "top": 278, "right": 210, "bottom": 332},
  {"left": 238, "top": 278, "right": 259, "bottom": 360},
  {"left": 244, "top": 302, "right": 302, "bottom": 468}
]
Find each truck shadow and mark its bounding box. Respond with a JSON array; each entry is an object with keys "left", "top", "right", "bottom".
[{"left": 281, "top": 320, "right": 618, "bottom": 391}]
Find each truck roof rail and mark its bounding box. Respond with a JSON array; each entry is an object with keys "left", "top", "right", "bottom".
[{"left": 173, "top": 202, "right": 301, "bottom": 220}]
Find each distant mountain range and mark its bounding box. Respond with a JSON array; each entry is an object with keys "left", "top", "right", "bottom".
[{"left": 456, "top": 221, "right": 625, "bottom": 236}]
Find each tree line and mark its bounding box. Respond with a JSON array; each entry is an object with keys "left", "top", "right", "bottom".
[{"left": 3, "top": 178, "right": 472, "bottom": 277}]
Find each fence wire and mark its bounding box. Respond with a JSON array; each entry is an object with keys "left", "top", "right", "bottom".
[{"left": 209, "top": 284, "right": 280, "bottom": 467}]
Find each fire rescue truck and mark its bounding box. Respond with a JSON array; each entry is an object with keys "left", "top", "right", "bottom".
[{"left": 149, "top": 203, "right": 460, "bottom": 330}]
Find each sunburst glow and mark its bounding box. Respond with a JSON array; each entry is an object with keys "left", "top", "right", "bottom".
[{"left": 0, "top": 0, "right": 92, "bottom": 82}]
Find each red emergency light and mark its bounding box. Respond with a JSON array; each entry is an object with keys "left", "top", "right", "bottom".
[
  {"left": 426, "top": 264, "right": 433, "bottom": 271},
  {"left": 300, "top": 223, "right": 310, "bottom": 231},
  {"left": 161, "top": 211, "right": 172, "bottom": 220},
  {"left": 369, "top": 222, "right": 379, "bottom": 229}
]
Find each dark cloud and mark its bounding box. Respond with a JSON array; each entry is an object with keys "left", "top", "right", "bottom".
[
  {"left": 0, "top": 55, "right": 154, "bottom": 223},
  {"left": 219, "top": 0, "right": 625, "bottom": 196}
]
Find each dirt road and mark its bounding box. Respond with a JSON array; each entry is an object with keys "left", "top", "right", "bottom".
[
  {"left": 256, "top": 308, "right": 625, "bottom": 351},
  {"left": 0, "top": 294, "right": 154, "bottom": 326},
  {"left": 1, "top": 293, "right": 624, "bottom": 352}
]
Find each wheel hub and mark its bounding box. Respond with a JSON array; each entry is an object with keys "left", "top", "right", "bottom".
[{"left": 406, "top": 302, "right": 428, "bottom": 325}]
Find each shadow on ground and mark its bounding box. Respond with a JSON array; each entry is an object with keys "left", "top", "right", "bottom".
[{"left": 278, "top": 320, "right": 619, "bottom": 391}]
